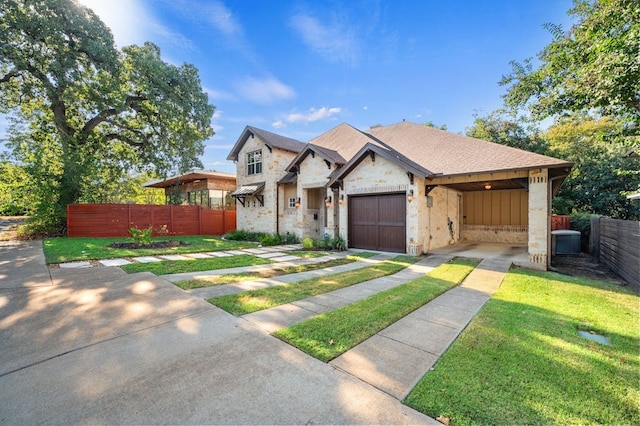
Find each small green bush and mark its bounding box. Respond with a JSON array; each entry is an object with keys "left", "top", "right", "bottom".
[
  {"left": 333, "top": 235, "right": 346, "bottom": 251},
  {"left": 302, "top": 237, "right": 314, "bottom": 249},
  {"left": 260, "top": 234, "right": 281, "bottom": 246},
  {"left": 570, "top": 212, "right": 600, "bottom": 252},
  {"left": 129, "top": 226, "right": 153, "bottom": 246},
  {"left": 280, "top": 232, "right": 299, "bottom": 244}
]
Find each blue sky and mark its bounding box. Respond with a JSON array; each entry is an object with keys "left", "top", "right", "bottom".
[{"left": 3, "top": 0, "right": 574, "bottom": 174}]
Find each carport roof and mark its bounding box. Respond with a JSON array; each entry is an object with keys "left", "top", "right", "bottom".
[
  {"left": 364, "top": 121, "right": 572, "bottom": 177},
  {"left": 144, "top": 170, "right": 236, "bottom": 188}
]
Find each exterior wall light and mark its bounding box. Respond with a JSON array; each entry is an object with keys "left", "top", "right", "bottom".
[
  {"left": 407, "top": 189, "right": 414, "bottom": 202},
  {"left": 295, "top": 197, "right": 301, "bottom": 208},
  {"left": 338, "top": 194, "right": 345, "bottom": 204},
  {"left": 484, "top": 183, "right": 492, "bottom": 190},
  {"left": 325, "top": 196, "right": 332, "bottom": 208}
]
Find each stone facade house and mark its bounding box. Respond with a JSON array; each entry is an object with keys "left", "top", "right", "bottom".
[{"left": 228, "top": 121, "right": 572, "bottom": 270}]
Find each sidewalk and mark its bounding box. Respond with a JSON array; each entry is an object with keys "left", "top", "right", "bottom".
[
  {"left": 241, "top": 254, "right": 455, "bottom": 334},
  {"left": 329, "top": 257, "right": 512, "bottom": 400},
  {"left": 1, "top": 240, "right": 436, "bottom": 424},
  {"left": 55, "top": 243, "right": 305, "bottom": 269},
  {"left": 179, "top": 252, "right": 396, "bottom": 299}
]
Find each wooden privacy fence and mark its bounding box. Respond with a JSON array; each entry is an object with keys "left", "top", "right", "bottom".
[
  {"left": 590, "top": 217, "right": 639, "bottom": 286},
  {"left": 67, "top": 204, "right": 236, "bottom": 237},
  {"left": 551, "top": 215, "right": 571, "bottom": 231}
]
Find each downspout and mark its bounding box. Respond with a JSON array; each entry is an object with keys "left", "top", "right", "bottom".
[{"left": 276, "top": 183, "right": 280, "bottom": 235}]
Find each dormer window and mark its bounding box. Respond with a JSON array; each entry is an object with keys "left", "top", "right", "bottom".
[{"left": 247, "top": 150, "right": 262, "bottom": 175}]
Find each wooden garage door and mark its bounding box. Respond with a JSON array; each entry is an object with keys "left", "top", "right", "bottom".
[{"left": 348, "top": 193, "right": 406, "bottom": 253}]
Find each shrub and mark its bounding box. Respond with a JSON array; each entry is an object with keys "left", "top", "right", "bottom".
[
  {"left": 570, "top": 212, "right": 600, "bottom": 252},
  {"left": 333, "top": 235, "right": 347, "bottom": 251},
  {"left": 260, "top": 234, "right": 281, "bottom": 246},
  {"left": 302, "top": 237, "right": 314, "bottom": 249},
  {"left": 129, "top": 226, "right": 153, "bottom": 246},
  {"left": 280, "top": 232, "right": 299, "bottom": 244}
]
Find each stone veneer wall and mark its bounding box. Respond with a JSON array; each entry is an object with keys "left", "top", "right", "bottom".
[
  {"left": 295, "top": 153, "right": 335, "bottom": 239},
  {"left": 462, "top": 225, "right": 528, "bottom": 245},
  {"left": 527, "top": 168, "right": 550, "bottom": 269},
  {"left": 335, "top": 155, "right": 462, "bottom": 254},
  {"left": 235, "top": 135, "right": 297, "bottom": 234},
  {"left": 414, "top": 183, "right": 462, "bottom": 254}
]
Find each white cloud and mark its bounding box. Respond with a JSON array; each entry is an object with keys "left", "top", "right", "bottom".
[
  {"left": 273, "top": 106, "right": 342, "bottom": 129},
  {"left": 77, "top": 0, "right": 192, "bottom": 49},
  {"left": 235, "top": 76, "right": 296, "bottom": 104},
  {"left": 207, "top": 1, "right": 242, "bottom": 38},
  {"left": 286, "top": 107, "right": 342, "bottom": 124},
  {"left": 204, "top": 87, "right": 236, "bottom": 103},
  {"left": 290, "top": 13, "right": 359, "bottom": 65},
  {"left": 363, "top": 105, "right": 368, "bottom": 110}
]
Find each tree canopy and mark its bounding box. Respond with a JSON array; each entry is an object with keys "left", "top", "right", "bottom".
[
  {"left": 0, "top": 0, "right": 214, "bottom": 233},
  {"left": 500, "top": 0, "right": 640, "bottom": 126}
]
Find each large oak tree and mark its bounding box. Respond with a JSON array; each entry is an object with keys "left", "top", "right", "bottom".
[{"left": 0, "top": 0, "right": 214, "bottom": 233}]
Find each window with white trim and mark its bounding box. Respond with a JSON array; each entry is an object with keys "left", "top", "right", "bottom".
[
  {"left": 288, "top": 197, "right": 296, "bottom": 208},
  {"left": 247, "top": 150, "right": 262, "bottom": 175}
]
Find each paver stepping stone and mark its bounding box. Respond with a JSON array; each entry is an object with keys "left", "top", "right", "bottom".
[
  {"left": 99, "top": 258, "right": 132, "bottom": 267},
  {"left": 59, "top": 261, "right": 92, "bottom": 269},
  {"left": 243, "top": 248, "right": 271, "bottom": 254},
  {"left": 204, "top": 252, "right": 233, "bottom": 257},
  {"left": 132, "top": 256, "right": 162, "bottom": 263},
  {"left": 271, "top": 255, "right": 300, "bottom": 262},
  {"left": 225, "top": 250, "right": 248, "bottom": 256},
  {"left": 184, "top": 253, "right": 211, "bottom": 259},
  {"left": 256, "top": 252, "right": 287, "bottom": 258},
  {"left": 158, "top": 254, "right": 190, "bottom": 261}
]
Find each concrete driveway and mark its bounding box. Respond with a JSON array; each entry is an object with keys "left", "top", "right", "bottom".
[{"left": 0, "top": 241, "right": 435, "bottom": 424}]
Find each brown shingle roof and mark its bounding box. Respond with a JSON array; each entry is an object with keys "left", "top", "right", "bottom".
[
  {"left": 306, "top": 123, "right": 384, "bottom": 161},
  {"left": 364, "top": 121, "right": 571, "bottom": 176},
  {"left": 227, "top": 126, "right": 304, "bottom": 161}
]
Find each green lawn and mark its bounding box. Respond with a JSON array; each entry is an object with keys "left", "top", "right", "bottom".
[
  {"left": 120, "top": 254, "right": 272, "bottom": 275},
  {"left": 273, "top": 258, "right": 477, "bottom": 362},
  {"left": 404, "top": 268, "right": 640, "bottom": 425},
  {"left": 209, "top": 255, "right": 420, "bottom": 316},
  {"left": 43, "top": 235, "right": 256, "bottom": 263},
  {"left": 176, "top": 252, "right": 378, "bottom": 289}
]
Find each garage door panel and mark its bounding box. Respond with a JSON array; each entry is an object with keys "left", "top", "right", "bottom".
[{"left": 349, "top": 193, "right": 405, "bottom": 253}]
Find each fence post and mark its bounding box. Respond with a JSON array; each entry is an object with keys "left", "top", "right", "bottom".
[
  {"left": 170, "top": 205, "right": 174, "bottom": 235},
  {"left": 198, "top": 206, "right": 202, "bottom": 235},
  {"left": 589, "top": 217, "right": 600, "bottom": 258},
  {"left": 127, "top": 204, "right": 132, "bottom": 230}
]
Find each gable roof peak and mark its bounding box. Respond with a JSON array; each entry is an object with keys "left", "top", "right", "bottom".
[{"left": 227, "top": 125, "right": 304, "bottom": 161}]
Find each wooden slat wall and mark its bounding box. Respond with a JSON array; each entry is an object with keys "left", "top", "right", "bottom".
[
  {"left": 67, "top": 204, "right": 236, "bottom": 237},
  {"left": 551, "top": 215, "right": 571, "bottom": 231},
  {"left": 463, "top": 190, "right": 528, "bottom": 226},
  {"left": 597, "top": 218, "right": 640, "bottom": 286}
]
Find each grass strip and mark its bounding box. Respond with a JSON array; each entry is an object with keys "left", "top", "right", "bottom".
[
  {"left": 404, "top": 268, "right": 640, "bottom": 425},
  {"left": 121, "top": 255, "right": 272, "bottom": 275},
  {"left": 176, "top": 252, "right": 378, "bottom": 289},
  {"left": 273, "top": 258, "right": 478, "bottom": 362},
  {"left": 43, "top": 235, "right": 254, "bottom": 263},
  {"left": 209, "top": 255, "right": 420, "bottom": 316}
]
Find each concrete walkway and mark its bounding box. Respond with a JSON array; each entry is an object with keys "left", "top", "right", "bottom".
[
  {"left": 55, "top": 244, "right": 305, "bottom": 269},
  {"left": 178, "top": 252, "right": 396, "bottom": 299},
  {"left": 329, "top": 257, "right": 512, "bottom": 400},
  {"left": 242, "top": 254, "right": 454, "bottom": 334},
  {"left": 0, "top": 240, "right": 437, "bottom": 424}
]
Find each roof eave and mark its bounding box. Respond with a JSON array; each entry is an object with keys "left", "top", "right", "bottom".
[{"left": 328, "top": 143, "right": 433, "bottom": 188}]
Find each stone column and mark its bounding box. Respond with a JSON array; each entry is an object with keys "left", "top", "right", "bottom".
[{"left": 528, "top": 168, "right": 550, "bottom": 269}]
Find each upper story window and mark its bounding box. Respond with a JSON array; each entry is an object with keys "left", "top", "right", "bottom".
[{"left": 247, "top": 150, "right": 262, "bottom": 175}]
